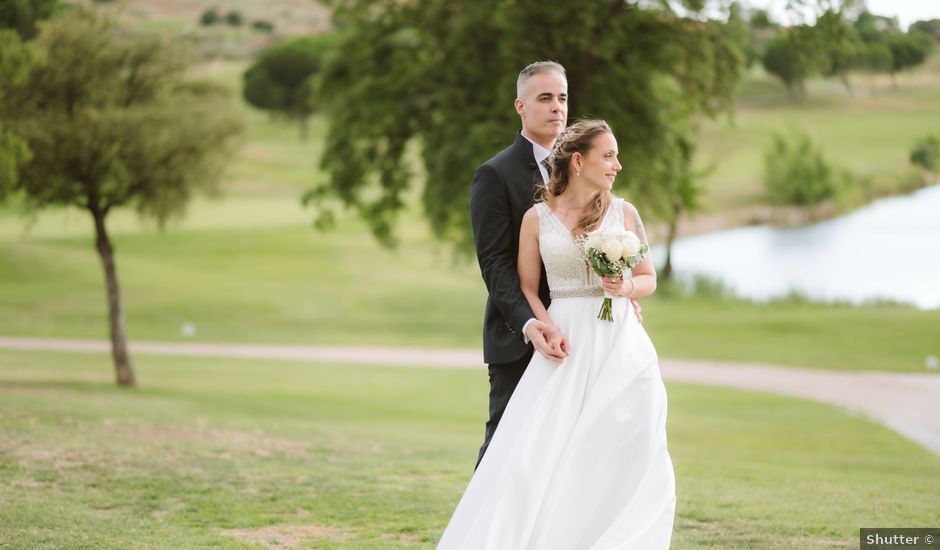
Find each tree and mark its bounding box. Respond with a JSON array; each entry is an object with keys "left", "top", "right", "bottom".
[
  {"left": 885, "top": 32, "right": 933, "bottom": 87},
  {"left": 853, "top": 11, "right": 900, "bottom": 44},
  {"left": 0, "top": 31, "right": 37, "bottom": 190},
  {"left": 0, "top": 12, "right": 242, "bottom": 386},
  {"left": 737, "top": 5, "right": 778, "bottom": 68},
  {"left": 856, "top": 41, "right": 892, "bottom": 93},
  {"left": 654, "top": 131, "right": 704, "bottom": 282},
  {"left": 750, "top": 8, "right": 773, "bottom": 29},
  {"left": 242, "top": 35, "right": 335, "bottom": 141},
  {"left": 910, "top": 19, "right": 940, "bottom": 42},
  {"left": 307, "top": 1, "right": 742, "bottom": 251},
  {"left": 724, "top": 2, "right": 755, "bottom": 68},
  {"left": 0, "top": 0, "right": 59, "bottom": 39},
  {"left": 762, "top": 26, "right": 824, "bottom": 101},
  {"left": 814, "top": 9, "right": 861, "bottom": 94}
]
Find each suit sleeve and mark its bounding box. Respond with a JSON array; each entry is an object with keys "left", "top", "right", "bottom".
[{"left": 470, "top": 164, "right": 536, "bottom": 337}]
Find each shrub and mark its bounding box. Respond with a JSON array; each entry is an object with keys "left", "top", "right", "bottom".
[
  {"left": 200, "top": 8, "right": 220, "bottom": 26},
  {"left": 910, "top": 135, "right": 940, "bottom": 172},
  {"left": 763, "top": 131, "right": 837, "bottom": 206},
  {"left": 225, "top": 10, "right": 242, "bottom": 27},
  {"left": 252, "top": 19, "right": 274, "bottom": 33}
]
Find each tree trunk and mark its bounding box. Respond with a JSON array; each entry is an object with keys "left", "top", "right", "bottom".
[
  {"left": 661, "top": 217, "right": 678, "bottom": 282},
  {"left": 91, "top": 208, "right": 135, "bottom": 386},
  {"left": 840, "top": 72, "right": 853, "bottom": 96}
]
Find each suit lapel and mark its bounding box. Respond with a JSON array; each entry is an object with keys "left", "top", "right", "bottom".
[{"left": 512, "top": 132, "right": 542, "bottom": 199}]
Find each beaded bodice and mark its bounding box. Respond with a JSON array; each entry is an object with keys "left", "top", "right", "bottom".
[{"left": 535, "top": 198, "right": 625, "bottom": 299}]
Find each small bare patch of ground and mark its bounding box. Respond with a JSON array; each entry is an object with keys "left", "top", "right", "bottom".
[
  {"left": 221, "top": 525, "right": 350, "bottom": 549},
  {"left": 791, "top": 536, "right": 852, "bottom": 548},
  {"left": 101, "top": 421, "right": 310, "bottom": 457},
  {"left": 380, "top": 531, "right": 423, "bottom": 544},
  {"left": 10, "top": 479, "right": 44, "bottom": 488},
  {"left": 14, "top": 446, "right": 113, "bottom": 471}
]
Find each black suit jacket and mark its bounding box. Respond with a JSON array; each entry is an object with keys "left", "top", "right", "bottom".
[{"left": 470, "top": 132, "right": 552, "bottom": 365}]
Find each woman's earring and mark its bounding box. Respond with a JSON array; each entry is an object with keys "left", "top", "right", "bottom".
[{"left": 576, "top": 170, "right": 581, "bottom": 177}]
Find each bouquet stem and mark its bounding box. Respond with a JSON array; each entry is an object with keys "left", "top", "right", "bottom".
[{"left": 598, "top": 292, "right": 614, "bottom": 322}]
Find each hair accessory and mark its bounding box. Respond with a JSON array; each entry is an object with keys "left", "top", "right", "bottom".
[{"left": 549, "top": 126, "right": 576, "bottom": 159}]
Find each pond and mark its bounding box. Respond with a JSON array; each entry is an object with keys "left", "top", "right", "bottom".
[{"left": 662, "top": 184, "right": 940, "bottom": 310}]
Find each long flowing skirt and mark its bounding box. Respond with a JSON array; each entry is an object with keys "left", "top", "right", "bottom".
[{"left": 437, "top": 296, "right": 675, "bottom": 549}]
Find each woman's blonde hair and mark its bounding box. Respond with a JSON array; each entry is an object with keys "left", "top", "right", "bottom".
[{"left": 537, "top": 119, "right": 613, "bottom": 235}]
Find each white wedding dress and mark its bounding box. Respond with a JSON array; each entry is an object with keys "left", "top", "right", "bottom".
[{"left": 437, "top": 197, "right": 675, "bottom": 550}]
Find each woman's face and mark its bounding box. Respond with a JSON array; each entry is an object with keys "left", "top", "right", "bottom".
[{"left": 575, "top": 132, "right": 621, "bottom": 191}]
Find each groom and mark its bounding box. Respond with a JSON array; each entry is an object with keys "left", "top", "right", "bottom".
[{"left": 469, "top": 61, "right": 572, "bottom": 466}]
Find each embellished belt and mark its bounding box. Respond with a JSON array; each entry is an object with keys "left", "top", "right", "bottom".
[{"left": 550, "top": 287, "right": 604, "bottom": 299}]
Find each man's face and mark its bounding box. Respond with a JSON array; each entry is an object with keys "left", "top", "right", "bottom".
[{"left": 515, "top": 71, "right": 568, "bottom": 147}]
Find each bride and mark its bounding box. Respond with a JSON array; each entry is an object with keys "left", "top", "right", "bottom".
[{"left": 437, "top": 120, "right": 675, "bottom": 549}]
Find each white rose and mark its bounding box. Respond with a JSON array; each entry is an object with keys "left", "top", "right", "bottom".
[
  {"left": 619, "top": 231, "right": 642, "bottom": 258},
  {"left": 582, "top": 233, "right": 602, "bottom": 251},
  {"left": 599, "top": 235, "right": 623, "bottom": 260}
]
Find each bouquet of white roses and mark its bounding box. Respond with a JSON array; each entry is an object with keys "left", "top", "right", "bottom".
[{"left": 576, "top": 229, "right": 648, "bottom": 322}]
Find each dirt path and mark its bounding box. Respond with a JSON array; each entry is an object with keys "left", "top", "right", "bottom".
[{"left": 2, "top": 336, "right": 938, "bottom": 458}]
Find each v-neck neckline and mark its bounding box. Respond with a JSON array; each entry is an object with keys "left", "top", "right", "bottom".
[{"left": 545, "top": 200, "right": 615, "bottom": 237}]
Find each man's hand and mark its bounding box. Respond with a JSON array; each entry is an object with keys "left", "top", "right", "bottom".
[
  {"left": 632, "top": 299, "right": 643, "bottom": 324},
  {"left": 524, "top": 319, "right": 570, "bottom": 362}
]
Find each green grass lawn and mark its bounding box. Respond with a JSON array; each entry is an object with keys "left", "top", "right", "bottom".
[{"left": 1, "top": 350, "right": 937, "bottom": 549}]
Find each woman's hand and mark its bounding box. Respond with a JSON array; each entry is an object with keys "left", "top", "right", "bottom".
[
  {"left": 601, "top": 274, "right": 644, "bottom": 323},
  {"left": 601, "top": 274, "right": 634, "bottom": 297}
]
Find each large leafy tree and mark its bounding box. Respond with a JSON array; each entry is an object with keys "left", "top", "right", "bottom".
[
  {"left": 307, "top": 0, "right": 742, "bottom": 252},
  {"left": 0, "top": 12, "right": 242, "bottom": 386},
  {"left": 0, "top": 0, "right": 59, "bottom": 39},
  {"left": 242, "top": 35, "right": 335, "bottom": 141}
]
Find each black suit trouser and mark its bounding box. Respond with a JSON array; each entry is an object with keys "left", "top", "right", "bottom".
[{"left": 475, "top": 347, "right": 534, "bottom": 469}]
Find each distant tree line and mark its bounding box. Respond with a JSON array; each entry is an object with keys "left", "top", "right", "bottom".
[
  {"left": 199, "top": 7, "right": 274, "bottom": 33},
  {"left": 733, "top": 3, "right": 937, "bottom": 100}
]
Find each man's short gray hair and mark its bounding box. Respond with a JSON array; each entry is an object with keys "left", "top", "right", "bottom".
[{"left": 516, "top": 61, "right": 567, "bottom": 99}]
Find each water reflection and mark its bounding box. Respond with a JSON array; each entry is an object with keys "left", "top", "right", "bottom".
[{"left": 663, "top": 184, "right": 940, "bottom": 309}]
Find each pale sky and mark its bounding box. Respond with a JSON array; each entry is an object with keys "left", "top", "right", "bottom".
[{"left": 744, "top": 0, "right": 940, "bottom": 29}]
